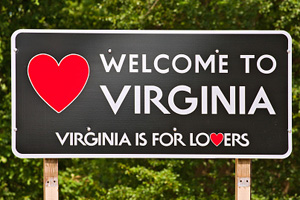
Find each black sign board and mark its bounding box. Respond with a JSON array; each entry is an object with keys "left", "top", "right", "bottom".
[{"left": 11, "top": 30, "right": 292, "bottom": 158}]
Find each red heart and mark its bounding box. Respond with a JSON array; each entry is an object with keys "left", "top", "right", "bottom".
[
  {"left": 210, "top": 133, "right": 224, "bottom": 146},
  {"left": 28, "top": 54, "right": 89, "bottom": 113}
]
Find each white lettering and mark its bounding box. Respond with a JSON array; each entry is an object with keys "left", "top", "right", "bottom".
[
  {"left": 172, "top": 54, "right": 192, "bottom": 74},
  {"left": 212, "top": 86, "right": 235, "bottom": 114},
  {"left": 240, "top": 55, "right": 255, "bottom": 73},
  {"left": 257, "top": 54, "right": 277, "bottom": 74},
  {"left": 154, "top": 54, "right": 169, "bottom": 74},
  {"left": 55, "top": 132, "right": 70, "bottom": 146},
  {"left": 144, "top": 86, "right": 170, "bottom": 114},
  {"left": 100, "top": 85, "right": 131, "bottom": 114},
  {"left": 129, "top": 54, "right": 139, "bottom": 73},
  {"left": 219, "top": 55, "right": 228, "bottom": 73},
  {"left": 168, "top": 85, "right": 197, "bottom": 115},
  {"left": 248, "top": 87, "right": 275, "bottom": 115},
  {"left": 100, "top": 54, "right": 126, "bottom": 72},
  {"left": 195, "top": 55, "right": 215, "bottom": 73}
]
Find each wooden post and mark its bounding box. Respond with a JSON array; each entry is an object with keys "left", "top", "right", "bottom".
[
  {"left": 44, "top": 159, "right": 59, "bottom": 200},
  {"left": 235, "top": 159, "right": 251, "bottom": 200}
]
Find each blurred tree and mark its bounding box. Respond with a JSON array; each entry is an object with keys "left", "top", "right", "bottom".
[{"left": 1, "top": 0, "right": 300, "bottom": 199}]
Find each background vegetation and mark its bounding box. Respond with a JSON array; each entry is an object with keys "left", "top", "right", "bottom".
[{"left": 1, "top": 0, "right": 300, "bottom": 199}]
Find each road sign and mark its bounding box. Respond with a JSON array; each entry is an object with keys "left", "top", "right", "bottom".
[{"left": 11, "top": 30, "right": 292, "bottom": 158}]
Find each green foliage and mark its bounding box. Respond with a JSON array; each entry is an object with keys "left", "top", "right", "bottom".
[{"left": 1, "top": 0, "right": 300, "bottom": 199}]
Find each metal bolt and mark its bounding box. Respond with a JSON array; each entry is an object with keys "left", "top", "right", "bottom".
[
  {"left": 108, "top": 48, "right": 112, "bottom": 53},
  {"left": 215, "top": 49, "right": 219, "bottom": 53}
]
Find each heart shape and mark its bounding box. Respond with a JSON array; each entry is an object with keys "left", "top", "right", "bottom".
[
  {"left": 210, "top": 133, "right": 224, "bottom": 146},
  {"left": 28, "top": 53, "right": 90, "bottom": 113}
]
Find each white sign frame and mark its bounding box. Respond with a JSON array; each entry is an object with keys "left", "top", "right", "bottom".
[{"left": 11, "top": 29, "right": 292, "bottom": 159}]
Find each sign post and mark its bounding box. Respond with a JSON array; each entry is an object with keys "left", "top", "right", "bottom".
[
  {"left": 235, "top": 159, "right": 251, "bottom": 200},
  {"left": 43, "top": 159, "right": 58, "bottom": 200}
]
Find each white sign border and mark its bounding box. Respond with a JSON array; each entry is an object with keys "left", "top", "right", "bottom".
[{"left": 11, "top": 29, "right": 292, "bottom": 159}]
